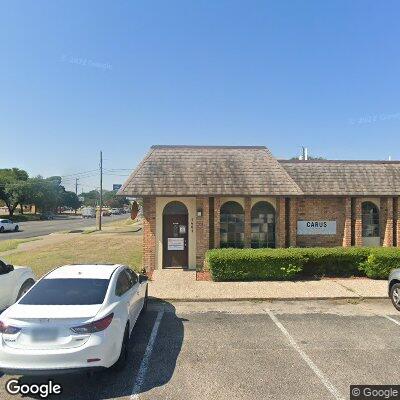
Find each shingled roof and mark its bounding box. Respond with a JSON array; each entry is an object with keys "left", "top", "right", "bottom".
[
  {"left": 118, "top": 145, "right": 302, "bottom": 196},
  {"left": 280, "top": 160, "right": 400, "bottom": 196}
]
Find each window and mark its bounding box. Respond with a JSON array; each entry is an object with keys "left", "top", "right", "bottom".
[
  {"left": 220, "top": 201, "right": 244, "bottom": 248},
  {"left": 362, "top": 202, "right": 380, "bottom": 237},
  {"left": 125, "top": 268, "right": 138, "bottom": 285},
  {"left": 251, "top": 201, "right": 276, "bottom": 248},
  {"left": 0, "top": 259, "right": 8, "bottom": 275},
  {"left": 115, "top": 270, "right": 132, "bottom": 296},
  {"left": 163, "top": 201, "right": 188, "bottom": 215},
  {"left": 19, "top": 278, "right": 109, "bottom": 305}
]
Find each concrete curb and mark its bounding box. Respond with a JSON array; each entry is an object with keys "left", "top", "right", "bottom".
[{"left": 148, "top": 296, "right": 388, "bottom": 302}]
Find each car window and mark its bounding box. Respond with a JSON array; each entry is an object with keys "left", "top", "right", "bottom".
[
  {"left": 19, "top": 278, "right": 109, "bottom": 305},
  {"left": 0, "top": 259, "right": 8, "bottom": 275},
  {"left": 115, "top": 270, "right": 132, "bottom": 296},
  {"left": 125, "top": 268, "right": 138, "bottom": 285}
]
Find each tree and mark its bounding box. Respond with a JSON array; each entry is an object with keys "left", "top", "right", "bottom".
[
  {"left": 0, "top": 168, "right": 29, "bottom": 216},
  {"left": 103, "top": 190, "right": 129, "bottom": 208},
  {"left": 62, "top": 191, "right": 81, "bottom": 212}
]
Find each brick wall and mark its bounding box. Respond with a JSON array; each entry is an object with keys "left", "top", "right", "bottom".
[
  {"left": 296, "top": 197, "right": 346, "bottom": 247},
  {"left": 244, "top": 197, "right": 252, "bottom": 248},
  {"left": 289, "top": 197, "right": 297, "bottom": 247},
  {"left": 342, "top": 197, "right": 352, "bottom": 247},
  {"left": 142, "top": 196, "right": 156, "bottom": 274},
  {"left": 383, "top": 197, "right": 394, "bottom": 247},
  {"left": 354, "top": 198, "right": 363, "bottom": 246},
  {"left": 214, "top": 196, "right": 221, "bottom": 248},
  {"left": 276, "top": 197, "right": 286, "bottom": 247},
  {"left": 196, "top": 197, "right": 209, "bottom": 267}
]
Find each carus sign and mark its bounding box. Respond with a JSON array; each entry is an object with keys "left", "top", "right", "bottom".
[{"left": 297, "top": 220, "right": 336, "bottom": 235}]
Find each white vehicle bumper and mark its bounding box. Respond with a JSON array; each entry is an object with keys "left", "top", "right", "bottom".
[{"left": 0, "top": 331, "right": 120, "bottom": 375}]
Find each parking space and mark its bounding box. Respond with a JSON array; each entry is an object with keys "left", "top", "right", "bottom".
[{"left": 0, "top": 299, "right": 399, "bottom": 400}]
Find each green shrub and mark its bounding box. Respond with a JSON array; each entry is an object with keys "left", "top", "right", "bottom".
[
  {"left": 359, "top": 248, "right": 400, "bottom": 279},
  {"left": 206, "top": 247, "right": 400, "bottom": 281},
  {"left": 206, "top": 248, "right": 306, "bottom": 281},
  {"left": 299, "top": 247, "right": 370, "bottom": 277}
]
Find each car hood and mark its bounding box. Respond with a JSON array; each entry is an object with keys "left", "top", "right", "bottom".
[{"left": 2, "top": 303, "right": 102, "bottom": 320}]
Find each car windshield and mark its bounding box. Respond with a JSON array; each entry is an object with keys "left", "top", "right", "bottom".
[{"left": 19, "top": 278, "right": 109, "bottom": 305}]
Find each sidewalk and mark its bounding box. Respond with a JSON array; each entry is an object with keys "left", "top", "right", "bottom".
[{"left": 148, "top": 270, "right": 388, "bottom": 301}]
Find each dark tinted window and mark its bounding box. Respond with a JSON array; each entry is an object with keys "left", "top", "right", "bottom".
[
  {"left": 125, "top": 268, "right": 138, "bottom": 285},
  {"left": 19, "top": 278, "right": 109, "bottom": 305},
  {"left": 0, "top": 260, "right": 8, "bottom": 275},
  {"left": 115, "top": 271, "right": 131, "bottom": 296}
]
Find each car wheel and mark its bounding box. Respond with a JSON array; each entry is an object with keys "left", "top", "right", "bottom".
[
  {"left": 141, "top": 286, "right": 148, "bottom": 314},
  {"left": 16, "top": 279, "right": 35, "bottom": 301},
  {"left": 390, "top": 283, "right": 400, "bottom": 311},
  {"left": 14, "top": 225, "right": 19, "bottom": 232},
  {"left": 0, "top": 227, "right": 4, "bottom": 233},
  {"left": 112, "top": 324, "right": 129, "bottom": 371}
]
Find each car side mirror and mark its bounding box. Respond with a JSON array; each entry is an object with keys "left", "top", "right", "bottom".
[
  {"left": 139, "top": 275, "right": 148, "bottom": 283},
  {"left": 6, "top": 264, "right": 14, "bottom": 272}
]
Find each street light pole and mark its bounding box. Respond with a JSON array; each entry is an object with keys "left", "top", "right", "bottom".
[{"left": 99, "top": 150, "right": 103, "bottom": 231}]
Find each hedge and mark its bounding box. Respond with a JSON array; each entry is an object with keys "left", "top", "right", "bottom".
[
  {"left": 298, "top": 247, "right": 370, "bottom": 277},
  {"left": 206, "top": 248, "right": 306, "bottom": 281},
  {"left": 206, "top": 247, "right": 400, "bottom": 281},
  {"left": 359, "top": 248, "right": 400, "bottom": 279}
]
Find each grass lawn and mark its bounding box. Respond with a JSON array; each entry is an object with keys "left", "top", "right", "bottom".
[
  {"left": 5, "top": 232, "right": 143, "bottom": 278},
  {"left": 0, "top": 238, "right": 39, "bottom": 253}
]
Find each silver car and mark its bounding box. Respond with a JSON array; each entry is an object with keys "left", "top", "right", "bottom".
[{"left": 388, "top": 269, "right": 400, "bottom": 311}]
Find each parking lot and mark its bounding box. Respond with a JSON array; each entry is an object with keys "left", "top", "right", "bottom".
[{"left": 0, "top": 299, "right": 399, "bottom": 400}]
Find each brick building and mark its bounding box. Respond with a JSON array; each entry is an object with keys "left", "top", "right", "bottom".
[{"left": 118, "top": 145, "right": 400, "bottom": 274}]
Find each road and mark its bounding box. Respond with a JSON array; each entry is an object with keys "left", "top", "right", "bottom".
[
  {"left": 0, "top": 214, "right": 128, "bottom": 240},
  {"left": 0, "top": 299, "right": 399, "bottom": 400}
]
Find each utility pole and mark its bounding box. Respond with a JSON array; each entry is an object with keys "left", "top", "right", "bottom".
[
  {"left": 99, "top": 150, "right": 103, "bottom": 231},
  {"left": 75, "top": 178, "right": 79, "bottom": 195}
]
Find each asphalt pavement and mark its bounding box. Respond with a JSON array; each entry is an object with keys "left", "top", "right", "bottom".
[
  {"left": 0, "top": 299, "right": 399, "bottom": 400},
  {"left": 0, "top": 214, "right": 127, "bottom": 241}
]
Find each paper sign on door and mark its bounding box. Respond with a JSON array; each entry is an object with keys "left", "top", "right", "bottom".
[{"left": 168, "top": 238, "right": 184, "bottom": 250}]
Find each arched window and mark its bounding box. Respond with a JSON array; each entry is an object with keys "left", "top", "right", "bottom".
[
  {"left": 220, "top": 201, "right": 244, "bottom": 248},
  {"left": 163, "top": 201, "right": 188, "bottom": 215},
  {"left": 362, "top": 202, "right": 379, "bottom": 237},
  {"left": 251, "top": 201, "right": 276, "bottom": 248}
]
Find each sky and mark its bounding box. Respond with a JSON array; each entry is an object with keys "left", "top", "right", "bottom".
[{"left": 1, "top": 0, "right": 400, "bottom": 192}]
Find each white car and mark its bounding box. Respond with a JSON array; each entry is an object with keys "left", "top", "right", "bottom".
[
  {"left": 0, "top": 219, "right": 19, "bottom": 233},
  {"left": 0, "top": 264, "right": 148, "bottom": 375},
  {"left": 0, "top": 259, "right": 35, "bottom": 311}
]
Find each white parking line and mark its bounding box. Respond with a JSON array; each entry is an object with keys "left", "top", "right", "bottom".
[
  {"left": 383, "top": 314, "right": 400, "bottom": 326},
  {"left": 130, "top": 310, "right": 164, "bottom": 400},
  {"left": 264, "top": 308, "right": 344, "bottom": 400}
]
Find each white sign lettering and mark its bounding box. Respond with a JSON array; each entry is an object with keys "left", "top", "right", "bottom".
[
  {"left": 297, "top": 221, "right": 336, "bottom": 235},
  {"left": 168, "top": 238, "right": 184, "bottom": 250}
]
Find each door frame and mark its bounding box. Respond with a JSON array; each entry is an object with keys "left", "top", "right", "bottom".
[{"left": 162, "top": 202, "right": 189, "bottom": 269}]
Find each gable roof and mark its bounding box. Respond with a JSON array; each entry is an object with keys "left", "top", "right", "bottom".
[
  {"left": 118, "top": 145, "right": 302, "bottom": 196},
  {"left": 280, "top": 160, "right": 400, "bottom": 196}
]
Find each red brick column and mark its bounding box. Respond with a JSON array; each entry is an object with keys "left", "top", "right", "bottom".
[
  {"left": 354, "top": 198, "right": 363, "bottom": 246},
  {"left": 196, "top": 197, "right": 209, "bottom": 267},
  {"left": 342, "top": 197, "right": 352, "bottom": 247},
  {"left": 383, "top": 197, "right": 394, "bottom": 247},
  {"left": 276, "top": 197, "right": 286, "bottom": 248},
  {"left": 143, "top": 196, "right": 156, "bottom": 274},
  {"left": 289, "top": 197, "right": 297, "bottom": 247},
  {"left": 244, "top": 197, "right": 252, "bottom": 248},
  {"left": 396, "top": 197, "right": 400, "bottom": 247},
  {"left": 214, "top": 196, "right": 221, "bottom": 248}
]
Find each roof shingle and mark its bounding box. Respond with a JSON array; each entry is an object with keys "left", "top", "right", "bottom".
[
  {"left": 118, "top": 146, "right": 302, "bottom": 196},
  {"left": 280, "top": 160, "right": 400, "bottom": 195}
]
